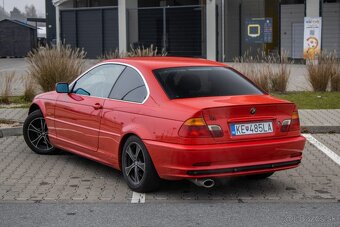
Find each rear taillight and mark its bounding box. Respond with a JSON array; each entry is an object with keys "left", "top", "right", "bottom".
[
  {"left": 179, "top": 117, "right": 224, "bottom": 138},
  {"left": 290, "top": 110, "right": 300, "bottom": 131},
  {"left": 280, "top": 108, "right": 300, "bottom": 132}
]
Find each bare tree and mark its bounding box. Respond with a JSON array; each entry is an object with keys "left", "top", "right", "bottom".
[
  {"left": 25, "top": 4, "right": 37, "bottom": 18},
  {"left": 0, "top": 6, "right": 9, "bottom": 20},
  {"left": 10, "top": 7, "right": 25, "bottom": 20}
]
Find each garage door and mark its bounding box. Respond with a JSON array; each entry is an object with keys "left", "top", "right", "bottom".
[
  {"left": 137, "top": 6, "right": 204, "bottom": 57},
  {"left": 292, "top": 23, "right": 304, "bottom": 59},
  {"left": 61, "top": 8, "right": 118, "bottom": 58},
  {"left": 280, "top": 4, "right": 304, "bottom": 59},
  {"left": 322, "top": 2, "right": 340, "bottom": 57}
]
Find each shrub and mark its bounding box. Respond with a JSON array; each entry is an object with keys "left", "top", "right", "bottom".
[
  {"left": 0, "top": 72, "right": 15, "bottom": 104},
  {"left": 27, "top": 44, "right": 86, "bottom": 92},
  {"left": 100, "top": 44, "right": 167, "bottom": 60},
  {"left": 306, "top": 52, "right": 336, "bottom": 92}
]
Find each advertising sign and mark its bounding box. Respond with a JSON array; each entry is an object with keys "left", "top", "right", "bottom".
[
  {"left": 245, "top": 18, "right": 272, "bottom": 44},
  {"left": 303, "top": 17, "right": 322, "bottom": 60}
]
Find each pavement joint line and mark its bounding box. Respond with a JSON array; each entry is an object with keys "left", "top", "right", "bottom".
[
  {"left": 303, "top": 133, "right": 340, "bottom": 166},
  {"left": 131, "top": 192, "right": 145, "bottom": 203}
]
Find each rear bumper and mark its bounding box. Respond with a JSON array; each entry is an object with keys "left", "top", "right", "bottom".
[{"left": 144, "top": 136, "right": 306, "bottom": 180}]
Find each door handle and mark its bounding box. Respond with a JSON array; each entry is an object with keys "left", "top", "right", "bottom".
[{"left": 93, "top": 103, "right": 103, "bottom": 110}]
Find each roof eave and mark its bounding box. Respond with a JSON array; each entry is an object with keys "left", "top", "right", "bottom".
[{"left": 53, "top": 0, "right": 70, "bottom": 6}]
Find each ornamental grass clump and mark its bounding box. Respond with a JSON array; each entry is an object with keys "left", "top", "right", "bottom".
[
  {"left": 306, "top": 52, "right": 337, "bottom": 92},
  {"left": 0, "top": 72, "right": 15, "bottom": 104},
  {"left": 100, "top": 44, "right": 167, "bottom": 60},
  {"left": 233, "top": 50, "right": 270, "bottom": 92},
  {"left": 330, "top": 61, "right": 340, "bottom": 92},
  {"left": 23, "top": 75, "right": 36, "bottom": 102},
  {"left": 27, "top": 44, "right": 86, "bottom": 92},
  {"left": 127, "top": 44, "right": 167, "bottom": 57},
  {"left": 233, "top": 50, "right": 291, "bottom": 93},
  {"left": 269, "top": 52, "right": 291, "bottom": 93}
]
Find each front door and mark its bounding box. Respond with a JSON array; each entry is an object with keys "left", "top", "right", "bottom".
[{"left": 54, "top": 64, "right": 126, "bottom": 155}]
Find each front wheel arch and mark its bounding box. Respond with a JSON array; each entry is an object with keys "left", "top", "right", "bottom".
[{"left": 28, "top": 103, "right": 41, "bottom": 115}]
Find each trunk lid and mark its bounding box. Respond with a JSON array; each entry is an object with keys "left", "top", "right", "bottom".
[{"left": 172, "top": 95, "right": 296, "bottom": 143}]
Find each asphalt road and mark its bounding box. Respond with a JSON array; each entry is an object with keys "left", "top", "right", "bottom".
[{"left": 1, "top": 202, "right": 339, "bottom": 227}]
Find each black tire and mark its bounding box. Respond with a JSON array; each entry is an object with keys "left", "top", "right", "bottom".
[
  {"left": 247, "top": 172, "right": 274, "bottom": 180},
  {"left": 23, "top": 110, "right": 57, "bottom": 155},
  {"left": 122, "top": 136, "right": 160, "bottom": 192}
]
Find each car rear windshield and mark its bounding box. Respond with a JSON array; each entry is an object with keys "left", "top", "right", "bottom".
[{"left": 153, "top": 66, "right": 264, "bottom": 99}]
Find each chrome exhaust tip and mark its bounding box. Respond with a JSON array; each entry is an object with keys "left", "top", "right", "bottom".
[{"left": 189, "top": 178, "right": 215, "bottom": 188}]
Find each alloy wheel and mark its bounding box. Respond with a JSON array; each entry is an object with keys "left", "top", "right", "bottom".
[
  {"left": 27, "top": 117, "right": 53, "bottom": 151},
  {"left": 124, "top": 142, "right": 146, "bottom": 185}
]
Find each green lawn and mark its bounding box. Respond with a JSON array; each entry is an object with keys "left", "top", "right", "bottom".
[
  {"left": 0, "top": 96, "right": 31, "bottom": 108},
  {"left": 272, "top": 92, "right": 340, "bottom": 109},
  {"left": 1, "top": 93, "right": 340, "bottom": 110}
]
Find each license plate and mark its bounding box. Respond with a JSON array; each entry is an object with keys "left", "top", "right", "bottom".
[{"left": 230, "top": 122, "right": 273, "bottom": 136}]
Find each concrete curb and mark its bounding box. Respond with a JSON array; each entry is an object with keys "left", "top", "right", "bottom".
[
  {"left": 0, "top": 127, "right": 23, "bottom": 138},
  {"left": 0, "top": 126, "right": 339, "bottom": 138},
  {"left": 301, "top": 126, "right": 340, "bottom": 134}
]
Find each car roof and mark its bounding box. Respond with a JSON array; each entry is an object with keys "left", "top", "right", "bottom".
[{"left": 104, "top": 57, "right": 227, "bottom": 70}]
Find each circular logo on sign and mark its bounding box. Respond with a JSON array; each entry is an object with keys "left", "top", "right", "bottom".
[{"left": 250, "top": 107, "right": 256, "bottom": 115}]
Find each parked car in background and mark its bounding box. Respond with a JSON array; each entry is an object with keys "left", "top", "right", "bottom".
[{"left": 23, "top": 57, "right": 306, "bottom": 192}]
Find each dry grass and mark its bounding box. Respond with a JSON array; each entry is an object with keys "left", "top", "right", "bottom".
[
  {"left": 330, "top": 61, "right": 340, "bottom": 91},
  {"left": 27, "top": 44, "right": 86, "bottom": 92},
  {"left": 306, "top": 52, "right": 337, "bottom": 92},
  {"left": 128, "top": 44, "right": 167, "bottom": 57},
  {"left": 233, "top": 50, "right": 291, "bottom": 93},
  {"left": 101, "top": 49, "right": 122, "bottom": 59},
  {"left": 100, "top": 44, "right": 167, "bottom": 60},
  {"left": 269, "top": 54, "right": 291, "bottom": 93},
  {"left": 0, "top": 72, "right": 15, "bottom": 104},
  {"left": 23, "top": 75, "right": 36, "bottom": 102}
]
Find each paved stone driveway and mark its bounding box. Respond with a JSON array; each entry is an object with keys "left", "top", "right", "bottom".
[{"left": 0, "top": 135, "right": 339, "bottom": 203}]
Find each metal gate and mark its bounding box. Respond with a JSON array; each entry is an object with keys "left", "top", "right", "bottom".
[
  {"left": 60, "top": 7, "right": 119, "bottom": 58},
  {"left": 128, "top": 5, "right": 206, "bottom": 58}
]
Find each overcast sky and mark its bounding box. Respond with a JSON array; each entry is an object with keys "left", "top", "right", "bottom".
[{"left": 2, "top": 0, "right": 45, "bottom": 17}]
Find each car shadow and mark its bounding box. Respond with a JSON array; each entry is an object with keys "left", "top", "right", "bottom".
[{"left": 26, "top": 148, "right": 295, "bottom": 200}]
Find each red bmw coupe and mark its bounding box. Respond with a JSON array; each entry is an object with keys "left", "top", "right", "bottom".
[{"left": 23, "top": 57, "right": 306, "bottom": 192}]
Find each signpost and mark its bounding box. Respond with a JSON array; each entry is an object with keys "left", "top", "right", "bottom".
[
  {"left": 245, "top": 18, "right": 273, "bottom": 44},
  {"left": 303, "top": 17, "right": 322, "bottom": 61}
]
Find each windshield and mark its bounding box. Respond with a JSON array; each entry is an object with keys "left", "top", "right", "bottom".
[{"left": 153, "top": 66, "right": 264, "bottom": 99}]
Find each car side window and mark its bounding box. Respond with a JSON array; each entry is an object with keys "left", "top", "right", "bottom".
[
  {"left": 72, "top": 64, "right": 126, "bottom": 98},
  {"left": 109, "top": 67, "right": 147, "bottom": 103}
]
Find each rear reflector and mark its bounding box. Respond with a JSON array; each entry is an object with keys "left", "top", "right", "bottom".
[
  {"left": 280, "top": 119, "right": 291, "bottom": 132},
  {"left": 208, "top": 125, "right": 224, "bottom": 137}
]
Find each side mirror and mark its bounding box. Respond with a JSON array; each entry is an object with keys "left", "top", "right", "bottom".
[{"left": 56, "top": 82, "right": 70, "bottom": 93}]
